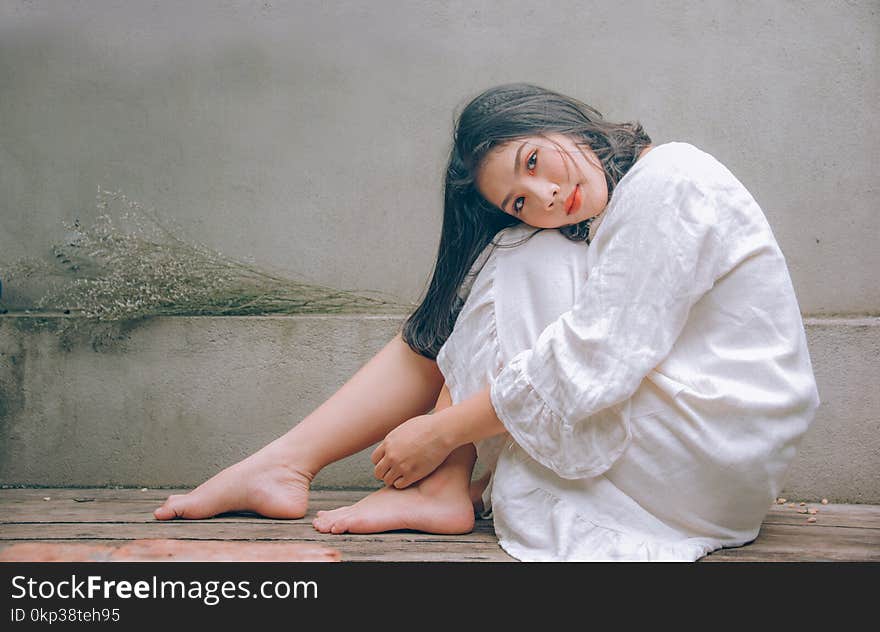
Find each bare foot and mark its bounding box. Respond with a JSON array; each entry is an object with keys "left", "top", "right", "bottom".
[
  {"left": 153, "top": 441, "right": 314, "bottom": 521},
  {"left": 312, "top": 470, "right": 474, "bottom": 535}
]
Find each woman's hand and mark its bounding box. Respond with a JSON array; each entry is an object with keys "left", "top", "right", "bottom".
[{"left": 370, "top": 414, "right": 453, "bottom": 489}]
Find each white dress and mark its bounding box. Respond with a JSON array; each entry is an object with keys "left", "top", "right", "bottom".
[{"left": 435, "top": 142, "right": 820, "bottom": 561}]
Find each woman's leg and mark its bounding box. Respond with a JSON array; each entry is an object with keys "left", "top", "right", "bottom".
[
  {"left": 154, "top": 332, "right": 446, "bottom": 520},
  {"left": 312, "top": 443, "right": 478, "bottom": 535},
  {"left": 440, "top": 225, "right": 591, "bottom": 515},
  {"left": 312, "top": 383, "right": 479, "bottom": 535}
]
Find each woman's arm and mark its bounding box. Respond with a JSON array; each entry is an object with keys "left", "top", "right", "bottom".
[
  {"left": 435, "top": 385, "right": 505, "bottom": 447},
  {"left": 487, "top": 170, "right": 727, "bottom": 479},
  {"left": 370, "top": 385, "right": 505, "bottom": 488}
]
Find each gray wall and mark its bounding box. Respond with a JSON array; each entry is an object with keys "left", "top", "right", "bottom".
[{"left": 1, "top": 0, "right": 878, "bottom": 314}]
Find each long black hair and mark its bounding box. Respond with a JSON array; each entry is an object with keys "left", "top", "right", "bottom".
[{"left": 402, "top": 83, "right": 652, "bottom": 359}]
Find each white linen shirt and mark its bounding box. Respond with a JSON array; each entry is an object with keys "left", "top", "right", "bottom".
[{"left": 437, "top": 142, "right": 820, "bottom": 561}]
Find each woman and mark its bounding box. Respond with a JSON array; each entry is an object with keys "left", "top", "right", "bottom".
[{"left": 155, "top": 83, "right": 820, "bottom": 561}]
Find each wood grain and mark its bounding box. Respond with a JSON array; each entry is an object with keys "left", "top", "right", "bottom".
[{"left": 1, "top": 489, "right": 876, "bottom": 562}]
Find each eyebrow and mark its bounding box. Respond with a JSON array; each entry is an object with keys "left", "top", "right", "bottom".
[{"left": 499, "top": 142, "right": 526, "bottom": 213}]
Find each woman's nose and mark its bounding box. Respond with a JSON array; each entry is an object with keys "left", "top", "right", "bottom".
[
  {"left": 540, "top": 182, "right": 561, "bottom": 211},
  {"left": 524, "top": 180, "right": 559, "bottom": 211}
]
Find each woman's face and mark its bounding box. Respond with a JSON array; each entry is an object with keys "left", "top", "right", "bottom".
[{"left": 475, "top": 133, "right": 609, "bottom": 229}]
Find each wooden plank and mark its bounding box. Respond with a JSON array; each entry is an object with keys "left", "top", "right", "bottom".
[
  {"left": 0, "top": 539, "right": 516, "bottom": 562},
  {"left": 3, "top": 522, "right": 875, "bottom": 561},
  {"left": 702, "top": 549, "right": 877, "bottom": 562},
  {"left": 0, "top": 540, "right": 341, "bottom": 562},
  {"left": 0, "top": 488, "right": 424, "bottom": 524},
  {"left": 0, "top": 488, "right": 370, "bottom": 503},
  {"left": 702, "top": 551, "right": 875, "bottom": 562},
  {"left": 761, "top": 503, "right": 880, "bottom": 529},
  {"left": 1, "top": 489, "right": 877, "bottom": 562},
  {"left": 0, "top": 497, "right": 410, "bottom": 523},
  {"left": 0, "top": 489, "right": 381, "bottom": 506},
  {"left": 5, "top": 490, "right": 877, "bottom": 529},
  {"left": 764, "top": 502, "right": 880, "bottom": 519},
  {"left": 4, "top": 501, "right": 876, "bottom": 534},
  {"left": 0, "top": 521, "right": 500, "bottom": 543},
  {"left": 333, "top": 540, "right": 515, "bottom": 562},
  {"left": 701, "top": 523, "right": 880, "bottom": 562},
  {"left": 0, "top": 489, "right": 880, "bottom": 529}
]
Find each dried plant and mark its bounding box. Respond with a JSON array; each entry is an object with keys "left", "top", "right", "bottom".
[{"left": 1, "top": 188, "right": 411, "bottom": 336}]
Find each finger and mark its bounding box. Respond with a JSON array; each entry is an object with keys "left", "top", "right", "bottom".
[
  {"left": 392, "top": 476, "right": 410, "bottom": 489},
  {"left": 370, "top": 444, "right": 385, "bottom": 465},
  {"left": 373, "top": 456, "right": 391, "bottom": 481},
  {"left": 382, "top": 468, "right": 400, "bottom": 487}
]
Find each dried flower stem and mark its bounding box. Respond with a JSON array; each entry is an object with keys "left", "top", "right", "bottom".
[{"left": 1, "top": 187, "right": 411, "bottom": 325}]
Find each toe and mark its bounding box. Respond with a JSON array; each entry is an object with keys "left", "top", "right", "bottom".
[
  {"left": 153, "top": 493, "right": 210, "bottom": 520},
  {"left": 153, "top": 506, "right": 174, "bottom": 520},
  {"left": 312, "top": 515, "right": 331, "bottom": 533},
  {"left": 316, "top": 507, "right": 351, "bottom": 535},
  {"left": 153, "top": 496, "right": 184, "bottom": 520}
]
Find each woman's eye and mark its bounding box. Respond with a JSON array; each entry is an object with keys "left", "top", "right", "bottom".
[{"left": 509, "top": 150, "right": 537, "bottom": 214}]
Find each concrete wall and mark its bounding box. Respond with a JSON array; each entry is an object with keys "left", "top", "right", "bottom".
[
  {"left": 1, "top": 1, "right": 878, "bottom": 313},
  {"left": 0, "top": 314, "right": 409, "bottom": 491},
  {"left": 1, "top": 314, "right": 878, "bottom": 503}
]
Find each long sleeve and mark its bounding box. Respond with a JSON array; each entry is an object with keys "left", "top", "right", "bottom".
[{"left": 489, "top": 159, "right": 731, "bottom": 479}]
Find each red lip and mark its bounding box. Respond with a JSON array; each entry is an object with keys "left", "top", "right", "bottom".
[{"left": 565, "top": 185, "right": 582, "bottom": 215}]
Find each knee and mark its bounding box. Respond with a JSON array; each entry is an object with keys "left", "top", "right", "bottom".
[
  {"left": 494, "top": 227, "right": 590, "bottom": 297},
  {"left": 490, "top": 227, "right": 591, "bottom": 353}
]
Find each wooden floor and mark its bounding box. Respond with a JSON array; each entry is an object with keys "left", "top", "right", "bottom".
[{"left": 1, "top": 488, "right": 878, "bottom": 562}]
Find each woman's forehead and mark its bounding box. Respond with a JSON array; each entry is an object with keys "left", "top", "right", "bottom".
[
  {"left": 475, "top": 143, "right": 523, "bottom": 204},
  {"left": 479, "top": 136, "right": 545, "bottom": 178},
  {"left": 486, "top": 134, "right": 569, "bottom": 159},
  {"left": 476, "top": 144, "right": 516, "bottom": 182}
]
